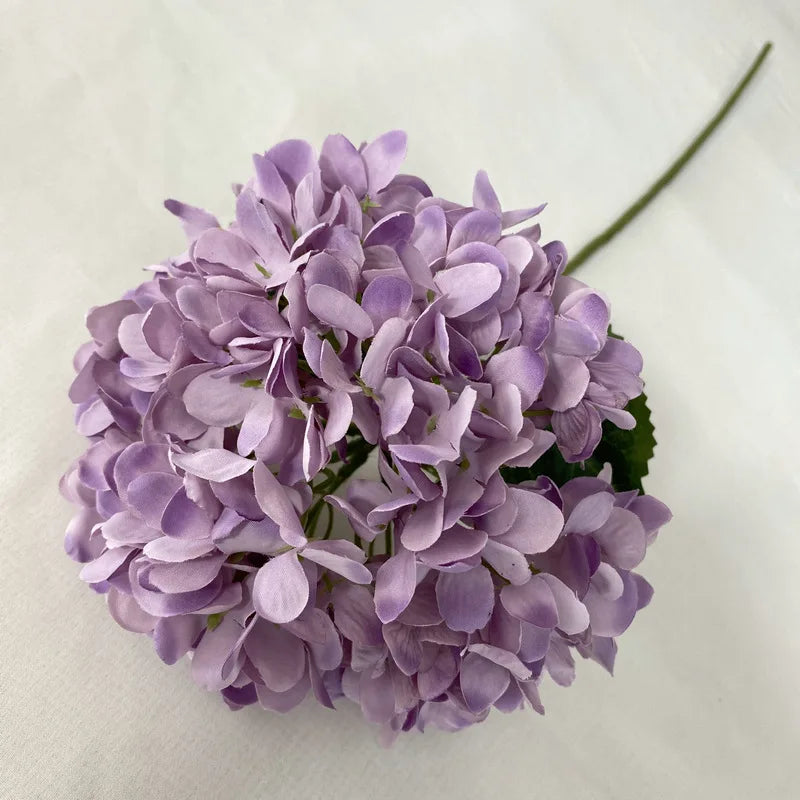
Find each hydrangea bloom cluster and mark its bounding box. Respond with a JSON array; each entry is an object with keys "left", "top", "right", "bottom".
[{"left": 62, "top": 131, "right": 670, "bottom": 740}]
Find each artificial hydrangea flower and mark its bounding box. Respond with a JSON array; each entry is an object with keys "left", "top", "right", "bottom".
[{"left": 62, "top": 130, "right": 670, "bottom": 740}]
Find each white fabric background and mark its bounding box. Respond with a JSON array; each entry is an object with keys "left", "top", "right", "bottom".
[{"left": 1, "top": 1, "right": 798, "bottom": 797}]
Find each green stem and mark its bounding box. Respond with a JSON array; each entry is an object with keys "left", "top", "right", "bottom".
[
  {"left": 564, "top": 41, "right": 772, "bottom": 275},
  {"left": 303, "top": 435, "right": 375, "bottom": 536}
]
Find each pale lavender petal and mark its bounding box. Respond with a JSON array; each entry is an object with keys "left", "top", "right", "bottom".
[
  {"left": 467, "top": 643, "right": 532, "bottom": 680},
  {"left": 417, "top": 646, "right": 458, "bottom": 700},
  {"left": 320, "top": 134, "right": 368, "bottom": 196},
  {"left": 324, "top": 390, "right": 353, "bottom": 446},
  {"left": 246, "top": 618, "right": 306, "bottom": 692},
  {"left": 106, "top": 588, "right": 157, "bottom": 634},
  {"left": 472, "top": 170, "right": 501, "bottom": 216},
  {"left": 359, "top": 669, "right": 396, "bottom": 724},
  {"left": 144, "top": 536, "right": 215, "bottom": 562},
  {"left": 306, "top": 284, "right": 374, "bottom": 339},
  {"left": 252, "top": 551, "right": 309, "bottom": 623},
  {"left": 127, "top": 472, "right": 182, "bottom": 528},
  {"left": 541, "top": 353, "right": 590, "bottom": 412},
  {"left": 80, "top": 547, "right": 133, "bottom": 583},
  {"left": 361, "top": 276, "right": 413, "bottom": 330},
  {"left": 538, "top": 574, "right": 590, "bottom": 634},
  {"left": 459, "top": 651, "right": 510, "bottom": 713},
  {"left": 363, "top": 212, "right": 415, "bottom": 249},
  {"left": 563, "top": 491, "right": 615, "bottom": 534},
  {"left": 448, "top": 209, "right": 502, "bottom": 251},
  {"left": 484, "top": 346, "right": 546, "bottom": 408},
  {"left": 592, "top": 507, "right": 647, "bottom": 569},
  {"left": 172, "top": 449, "right": 255, "bottom": 482},
  {"left": 256, "top": 674, "right": 310, "bottom": 713},
  {"left": 147, "top": 553, "right": 225, "bottom": 593},
  {"left": 382, "top": 621, "right": 423, "bottom": 676},
  {"left": 418, "top": 527, "right": 487, "bottom": 566},
  {"left": 362, "top": 130, "right": 407, "bottom": 194},
  {"left": 481, "top": 539, "right": 531, "bottom": 585},
  {"left": 164, "top": 198, "right": 219, "bottom": 239},
  {"left": 302, "top": 541, "right": 372, "bottom": 584},
  {"left": 153, "top": 615, "right": 204, "bottom": 664},
  {"left": 500, "top": 576, "right": 558, "bottom": 628},
  {"left": 332, "top": 583, "right": 383, "bottom": 646},
  {"left": 374, "top": 547, "right": 417, "bottom": 623},
  {"left": 497, "top": 488, "right": 564, "bottom": 554},
  {"left": 252, "top": 462, "right": 307, "bottom": 547},
  {"left": 434, "top": 263, "right": 501, "bottom": 317},
  {"left": 183, "top": 370, "right": 254, "bottom": 427},
  {"left": 435, "top": 566, "right": 494, "bottom": 633},
  {"left": 400, "top": 497, "right": 444, "bottom": 552}
]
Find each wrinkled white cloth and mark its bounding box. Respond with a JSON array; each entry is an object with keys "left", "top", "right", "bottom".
[{"left": 1, "top": 1, "right": 798, "bottom": 798}]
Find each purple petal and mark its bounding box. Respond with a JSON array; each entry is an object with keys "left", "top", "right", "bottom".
[
  {"left": 246, "top": 619, "right": 306, "bottom": 692},
  {"left": 417, "top": 646, "right": 458, "bottom": 700},
  {"left": 306, "top": 284, "right": 374, "bottom": 339},
  {"left": 359, "top": 669, "right": 396, "bottom": 724},
  {"left": 324, "top": 390, "right": 353, "bottom": 446},
  {"left": 497, "top": 488, "right": 564, "bottom": 554},
  {"left": 363, "top": 211, "right": 415, "bottom": 249},
  {"left": 448, "top": 209, "right": 502, "bottom": 251},
  {"left": 434, "top": 263, "right": 501, "bottom": 317},
  {"left": 80, "top": 547, "right": 133, "bottom": 584},
  {"left": 164, "top": 198, "right": 219, "bottom": 239},
  {"left": 143, "top": 536, "right": 215, "bottom": 562},
  {"left": 183, "top": 370, "right": 254, "bottom": 427},
  {"left": 382, "top": 621, "right": 423, "bottom": 676},
  {"left": 256, "top": 674, "right": 310, "bottom": 713},
  {"left": 400, "top": 497, "right": 444, "bottom": 552},
  {"left": 435, "top": 566, "right": 495, "bottom": 633},
  {"left": 106, "top": 588, "right": 157, "bottom": 633},
  {"left": 374, "top": 547, "right": 418, "bottom": 623},
  {"left": 172, "top": 449, "right": 255, "bottom": 482},
  {"left": 191, "top": 614, "right": 249, "bottom": 690},
  {"left": 500, "top": 575, "right": 558, "bottom": 628},
  {"left": 472, "top": 170, "right": 501, "bottom": 216},
  {"left": 153, "top": 615, "right": 204, "bottom": 664},
  {"left": 541, "top": 353, "right": 590, "bottom": 412},
  {"left": 147, "top": 553, "right": 225, "bottom": 593},
  {"left": 459, "top": 651, "right": 510, "bottom": 713},
  {"left": 362, "top": 130, "right": 407, "bottom": 194},
  {"left": 302, "top": 540, "right": 372, "bottom": 584},
  {"left": 252, "top": 551, "right": 309, "bottom": 623},
  {"left": 627, "top": 494, "right": 673, "bottom": 537},
  {"left": 252, "top": 462, "right": 307, "bottom": 547},
  {"left": 484, "top": 346, "right": 546, "bottom": 408},
  {"left": 563, "top": 491, "right": 615, "bottom": 534},
  {"left": 361, "top": 276, "right": 413, "bottom": 330},
  {"left": 127, "top": 472, "right": 182, "bottom": 528},
  {"left": 481, "top": 539, "right": 531, "bottom": 585},
  {"left": 538, "top": 574, "right": 590, "bottom": 635},
  {"left": 467, "top": 643, "right": 532, "bottom": 680},
  {"left": 320, "top": 134, "right": 368, "bottom": 196},
  {"left": 592, "top": 507, "right": 647, "bottom": 569},
  {"left": 332, "top": 583, "right": 383, "bottom": 645},
  {"left": 237, "top": 394, "right": 275, "bottom": 456},
  {"left": 160, "top": 488, "right": 214, "bottom": 539},
  {"left": 380, "top": 376, "right": 414, "bottom": 438}
]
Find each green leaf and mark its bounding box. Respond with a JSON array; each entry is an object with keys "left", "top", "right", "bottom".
[
  {"left": 254, "top": 262, "right": 271, "bottom": 279},
  {"left": 502, "top": 391, "right": 657, "bottom": 494}
]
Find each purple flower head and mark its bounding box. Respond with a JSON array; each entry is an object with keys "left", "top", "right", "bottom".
[{"left": 63, "top": 131, "right": 670, "bottom": 739}]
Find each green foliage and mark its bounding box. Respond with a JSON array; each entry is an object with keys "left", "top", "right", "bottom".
[{"left": 502, "top": 392, "right": 657, "bottom": 494}]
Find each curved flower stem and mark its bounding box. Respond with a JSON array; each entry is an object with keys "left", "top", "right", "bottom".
[{"left": 564, "top": 41, "right": 772, "bottom": 275}]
